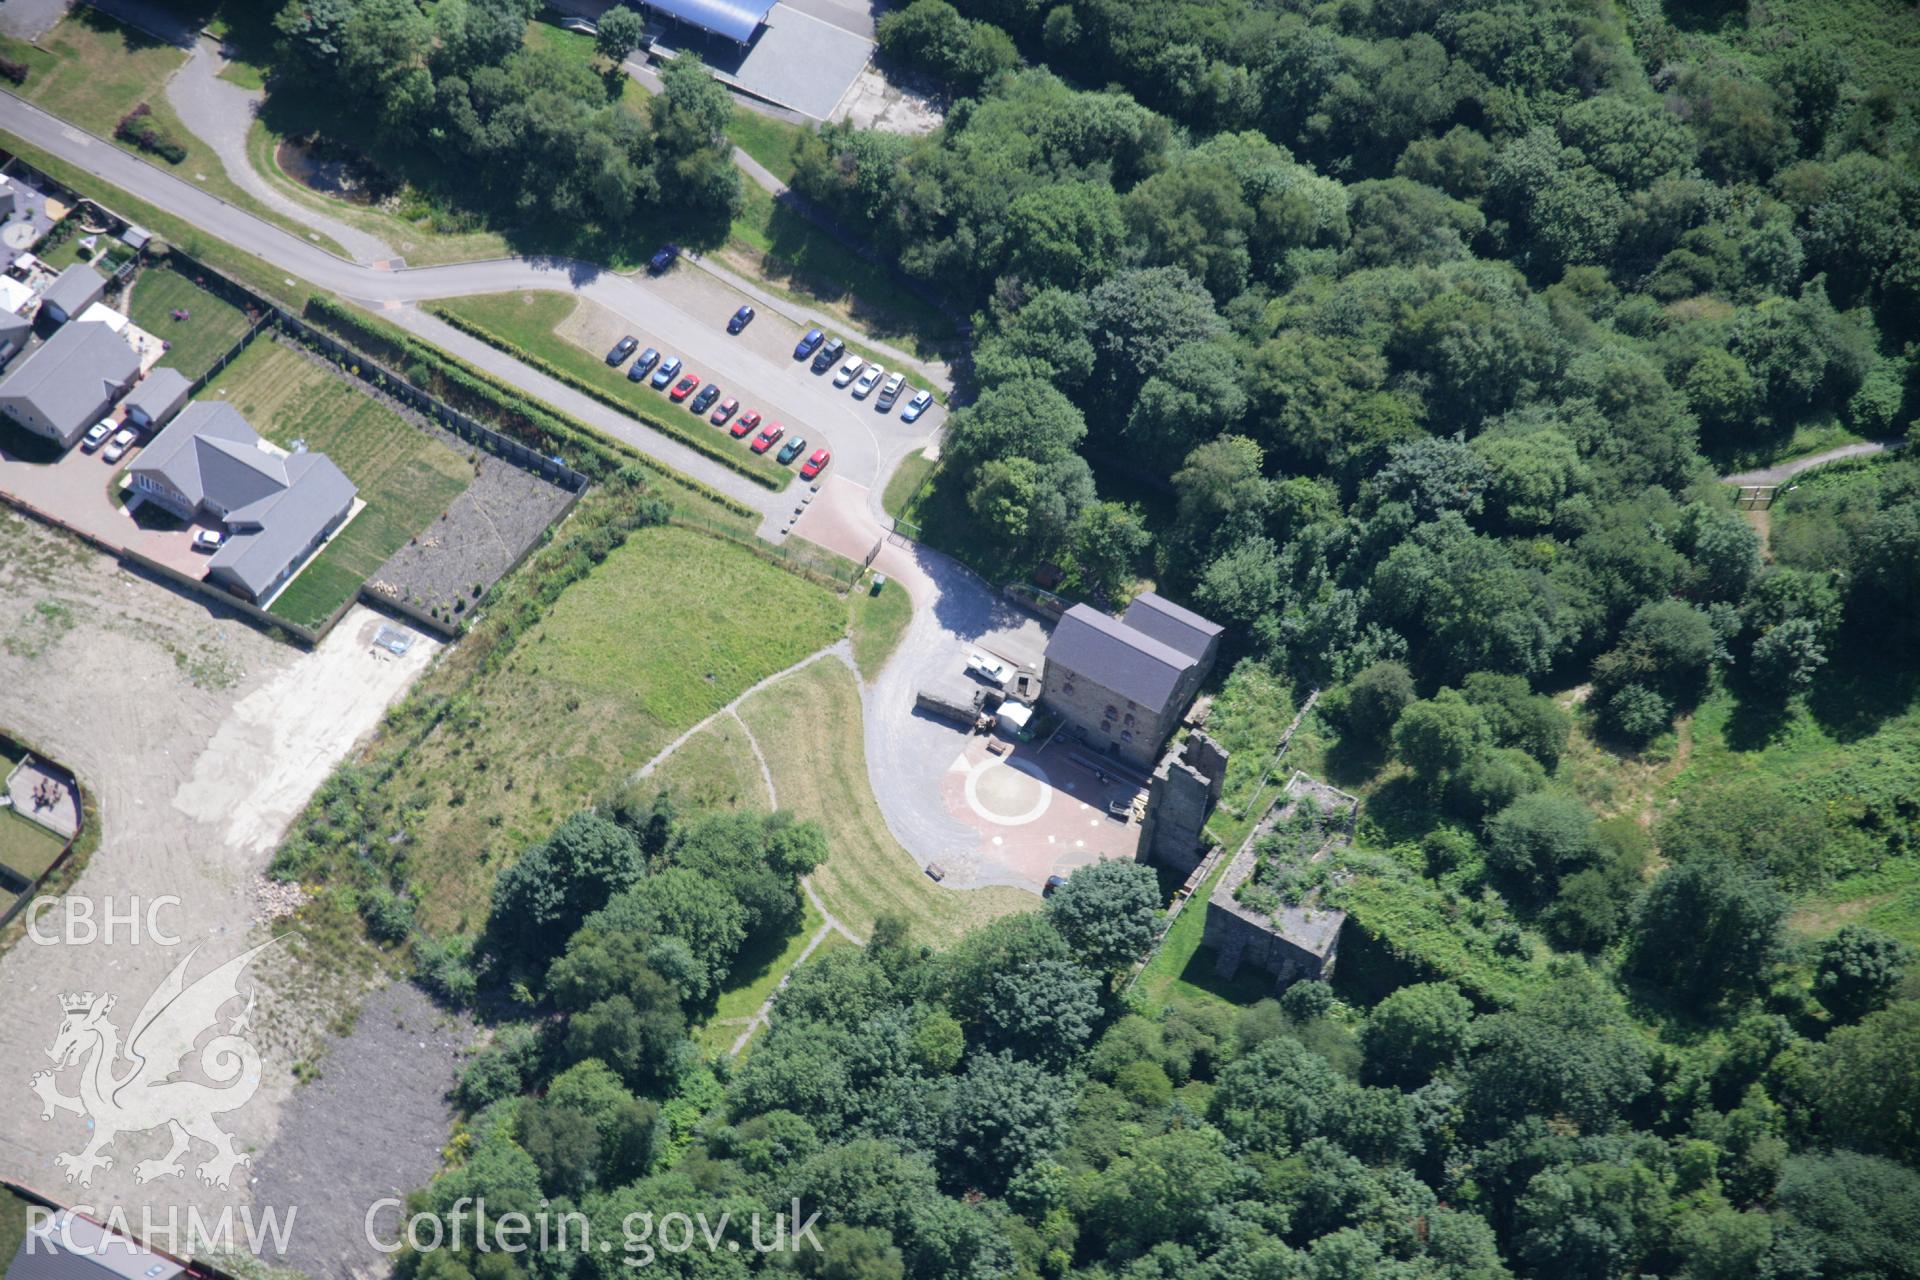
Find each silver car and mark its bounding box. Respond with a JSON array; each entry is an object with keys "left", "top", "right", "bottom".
[
  {"left": 900, "top": 389, "right": 935, "bottom": 422},
  {"left": 852, "top": 364, "right": 886, "bottom": 399},
  {"left": 833, "top": 356, "right": 866, "bottom": 388},
  {"left": 875, "top": 373, "right": 907, "bottom": 411}
]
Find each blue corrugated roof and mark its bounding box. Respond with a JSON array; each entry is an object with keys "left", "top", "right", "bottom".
[{"left": 649, "top": 0, "right": 772, "bottom": 43}]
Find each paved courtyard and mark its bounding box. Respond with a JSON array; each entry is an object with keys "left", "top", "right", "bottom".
[
  {"left": 934, "top": 732, "right": 1145, "bottom": 886},
  {"left": 0, "top": 427, "right": 217, "bottom": 578}
]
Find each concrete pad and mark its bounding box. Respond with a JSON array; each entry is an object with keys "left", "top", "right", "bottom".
[{"left": 702, "top": 5, "right": 874, "bottom": 120}]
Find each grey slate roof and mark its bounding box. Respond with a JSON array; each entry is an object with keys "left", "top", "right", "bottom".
[
  {"left": 40, "top": 263, "right": 105, "bottom": 319},
  {"left": 1123, "top": 591, "right": 1224, "bottom": 661},
  {"left": 7, "top": 1208, "right": 185, "bottom": 1280},
  {"left": 130, "top": 401, "right": 281, "bottom": 509},
  {"left": 0, "top": 319, "right": 138, "bottom": 434},
  {"left": 208, "top": 450, "right": 356, "bottom": 598},
  {"left": 0, "top": 309, "right": 30, "bottom": 346},
  {"left": 121, "top": 365, "right": 190, "bottom": 424},
  {"left": 1047, "top": 604, "right": 1197, "bottom": 713}
]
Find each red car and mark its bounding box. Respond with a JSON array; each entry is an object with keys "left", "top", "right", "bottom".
[
  {"left": 709, "top": 397, "right": 739, "bottom": 427},
  {"left": 730, "top": 409, "right": 762, "bottom": 439},
  {"left": 799, "top": 448, "right": 831, "bottom": 480},
  {"left": 669, "top": 373, "right": 701, "bottom": 402},
  {"left": 750, "top": 422, "right": 785, "bottom": 454}
]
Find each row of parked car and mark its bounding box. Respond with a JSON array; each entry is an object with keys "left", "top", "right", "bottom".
[
  {"left": 605, "top": 332, "right": 831, "bottom": 480},
  {"left": 792, "top": 328, "right": 935, "bottom": 422},
  {"left": 80, "top": 418, "right": 138, "bottom": 463}
]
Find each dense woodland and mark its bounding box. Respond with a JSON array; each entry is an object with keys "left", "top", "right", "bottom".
[{"left": 254, "top": 1, "right": 1920, "bottom": 1278}]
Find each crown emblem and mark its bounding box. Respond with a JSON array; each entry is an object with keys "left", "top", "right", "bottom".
[{"left": 59, "top": 992, "right": 99, "bottom": 1014}]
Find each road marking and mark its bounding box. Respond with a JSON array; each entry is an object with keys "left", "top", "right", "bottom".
[{"left": 60, "top": 127, "right": 90, "bottom": 147}]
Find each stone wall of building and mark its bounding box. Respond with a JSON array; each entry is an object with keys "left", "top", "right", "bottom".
[
  {"left": 1138, "top": 732, "right": 1228, "bottom": 875},
  {"left": 1040, "top": 664, "right": 1169, "bottom": 769}
]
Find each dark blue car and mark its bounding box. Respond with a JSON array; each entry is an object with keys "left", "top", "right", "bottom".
[
  {"left": 647, "top": 244, "right": 678, "bottom": 274},
  {"left": 728, "top": 305, "right": 755, "bottom": 334},
  {"left": 627, "top": 347, "right": 660, "bottom": 381},
  {"left": 793, "top": 327, "right": 825, "bottom": 360}
]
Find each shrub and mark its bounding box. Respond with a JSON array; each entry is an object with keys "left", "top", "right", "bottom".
[
  {"left": 359, "top": 886, "right": 416, "bottom": 944},
  {"left": 114, "top": 104, "right": 189, "bottom": 164},
  {"left": 0, "top": 55, "right": 29, "bottom": 85}
]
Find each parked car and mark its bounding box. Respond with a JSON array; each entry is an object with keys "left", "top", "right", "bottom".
[
  {"left": 852, "top": 365, "right": 886, "bottom": 399},
  {"left": 799, "top": 448, "right": 831, "bottom": 480},
  {"left": 669, "top": 373, "right": 701, "bottom": 402},
  {"left": 647, "top": 244, "right": 678, "bottom": 274},
  {"left": 1043, "top": 874, "right": 1068, "bottom": 897},
  {"left": 750, "top": 422, "right": 785, "bottom": 453},
  {"left": 81, "top": 420, "right": 113, "bottom": 452},
  {"left": 727, "top": 305, "right": 755, "bottom": 333},
  {"left": 810, "top": 337, "right": 845, "bottom": 372},
  {"left": 627, "top": 347, "right": 660, "bottom": 381},
  {"left": 690, "top": 384, "right": 721, "bottom": 414},
  {"left": 875, "top": 373, "right": 907, "bottom": 410},
  {"left": 900, "top": 389, "right": 935, "bottom": 422},
  {"left": 101, "top": 428, "right": 137, "bottom": 463},
  {"left": 605, "top": 335, "right": 639, "bottom": 365},
  {"left": 776, "top": 436, "right": 807, "bottom": 465},
  {"left": 192, "top": 528, "right": 226, "bottom": 553},
  {"left": 649, "top": 355, "right": 682, "bottom": 389},
  {"left": 709, "top": 397, "right": 740, "bottom": 426},
  {"left": 793, "top": 327, "right": 826, "bottom": 360},
  {"left": 967, "top": 650, "right": 1015, "bottom": 685},
  {"left": 730, "top": 409, "right": 762, "bottom": 439},
  {"left": 833, "top": 356, "right": 866, "bottom": 388}
]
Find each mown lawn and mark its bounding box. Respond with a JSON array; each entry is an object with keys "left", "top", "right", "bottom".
[
  {"left": 737, "top": 659, "right": 1033, "bottom": 947},
  {"left": 628, "top": 717, "right": 771, "bottom": 815},
  {"left": 725, "top": 108, "right": 806, "bottom": 186},
  {"left": 125, "top": 266, "right": 253, "bottom": 381},
  {"left": 0, "top": 808, "right": 66, "bottom": 882},
  {"left": 848, "top": 576, "right": 912, "bottom": 680},
  {"left": 198, "top": 339, "right": 473, "bottom": 630},
  {"left": 400, "top": 525, "right": 846, "bottom": 933},
  {"left": 0, "top": 8, "right": 186, "bottom": 136}
]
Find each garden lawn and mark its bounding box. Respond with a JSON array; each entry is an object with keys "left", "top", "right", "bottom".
[
  {"left": 0, "top": 808, "right": 66, "bottom": 882},
  {"left": 848, "top": 576, "right": 911, "bottom": 680},
  {"left": 126, "top": 267, "right": 253, "bottom": 381},
  {"left": 737, "top": 659, "right": 1032, "bottom": 947},
  {"left": 725, "top": 108, "right": 805, "bottom": 186},
  {"left": 198, "top": 339, "right": 473, "bottom": 630},
  {"left": 0, "top": 8, "right": 186, "bottom": 136},
  {"left": 398, "top": 525, "right": 845, "bottom": 933}
]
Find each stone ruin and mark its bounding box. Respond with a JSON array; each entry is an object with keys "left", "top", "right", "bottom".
[{"left": 1135, "top": 731, "right": 1228, "bottom": 875}]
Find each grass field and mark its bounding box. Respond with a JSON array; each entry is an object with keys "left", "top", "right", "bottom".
[
  {"left": 423, "top": 292, "right": 792, "bottom": 487},
  {"left": 198, "top": 339, "right": 473, "bottom": 629},
  {"left": 737, "top": 659, "right": 1033, "bottom": 946},
  {"left": 848, "top": 576, "right": 912, "bottom": 680},
  {"left": 0, "top": 8, "right": 187, "bottom": 136},
  {"left": 881, "top": 451, "right": 937, "bottom": 522},
  {"left": 628, "top": 717, "right": 771, "bottom": 814},
  {"left": 125, "top": 266, "right": 253, "bottom": 380},
  {"left": 725, "top": 109, "right": 806, "bottom": 186},
  {"left": 399, "top": 525, "right": 846, "bottom": 933},
  {"left": 0, "top": 808, "right": 66, "bottom": 882}
]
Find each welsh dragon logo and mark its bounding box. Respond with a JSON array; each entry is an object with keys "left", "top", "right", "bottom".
[{"left": 29, "top": 940, "right": 276, "bottom": 1188}]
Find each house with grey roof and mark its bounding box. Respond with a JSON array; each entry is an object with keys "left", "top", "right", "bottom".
[
  {"left": 38, "top": 263, "right": 105, "bottom": 326},
  {"left": 129, "top": 401, "right": 358, "bottom": 603},
  {"left": 0, "top": 319, "right": 139, "bottom": 446},
  {"left": 120, "top": 366, "right": 190, "bottom": 430},
  {"left": 6, "top": 1205, "right": 185, "bottom": 1280},
  {"left": 1040, "top": 591, "right": 1223, "bottom": 768},
  {"left": 0, "top": 308, "right": 31, "bottom": 364}
]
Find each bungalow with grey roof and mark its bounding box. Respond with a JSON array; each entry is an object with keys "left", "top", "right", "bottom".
[
  {"left": 129, "top": 401, "right": 358, "bottom": 603},
  {"left": 121, "top": 366, "right": 190, "bottom": 430},
  {"left": 0, "top": 319, "right": 139, "bottom": 446},
  {"left": 1039, "top": 591, "right": 1224, "bottom": 768},
  {"left": 38, "top": 263, "right": 106, "bottom": 326}
]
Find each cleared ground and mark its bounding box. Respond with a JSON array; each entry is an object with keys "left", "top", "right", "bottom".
[
  {"left": 124, "top": 264, "right": 254, "bottom": 381},
  {"left": 739, "top": 658, "right": 1032, "bottom": 946},
  {"left": 199, "top": 337, "right": 474, "bottom": 630}
]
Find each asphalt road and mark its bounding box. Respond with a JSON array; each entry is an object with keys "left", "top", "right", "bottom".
[
  {"left": 1721, "top": 439, "right": 1903, "bottom": 487},
  {"left": 0, "top": 92, "right": 940, "bottom": 531}
]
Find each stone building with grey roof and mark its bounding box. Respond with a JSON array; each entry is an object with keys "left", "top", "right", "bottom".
[
  {"left": 129, "top": 401, "right": 357, "bottom": 603},
  {"left": 0, "top": 319, "right": 139, "bottom": 446},
  {"left": 1040, "top": 592, "right": 1223, "bottom": 768}
]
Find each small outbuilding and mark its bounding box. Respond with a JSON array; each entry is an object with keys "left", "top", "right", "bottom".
[
  {"left": 121, "top": 366, "right": 191, "bottom": 430},
  {"left": 37, "top": 264, "right": 106, "bottom": 326}
]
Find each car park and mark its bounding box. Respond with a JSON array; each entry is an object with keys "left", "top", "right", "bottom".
[
  {"left": 875, "top": 373, "right": 907, "bottom": 410},
  {"left": 627, "top": 347, "right": 660, "bottom": 381},
  {"left": 750, "top": 422, "right": 785, "bottom": 453},
  {"left": 901, "top": 389, "right": 935, "bottom": 422},
  {"left": 647, "top": 245, "right": 678, "bottom": 274},
  {"left": 81, "top": 420, "right": 112, "bottom": 452},
  {"left": 649, "top": 356, "right": 682, "bottom": 389},
  {"left": 669, "top": 373, "right": 701, "bottom": 402},
  {"left": 730, "top": 410, "right": 762, "bottom": 438},
  {"left": 727, "top": 305, "right": 755, "bottom": 333},
  {"left": 192, "top": 528, "right": 226, "bottom": 553},
  {"left": 776, "top": 436, "right": 807, "bottom": 465},
  {"left": 690, "top": 384, "right": 721, "bottom": 414},
  {"left": 710, "top": 397, "right": 739, "bottom": 426},
  {"left": 852, "top": 365, "right": 886, "bottom": 399},
  {"left": 833, "top": 356, "right": 866, "bottom": 388},
  {"left": 101, "top": 428, "right": 137, "bottom": 464},
  {"left": 606, "top": 335, "right": 639, "bottom": 365},
  {"left": 810, "top": 337, "right": 845, "bottom": 372},
  {"left": 794, "top": 328, "right": 826, "bottom": 360},
  {"left": 800, "top": 448, "right": 831, "bottom": 480}
]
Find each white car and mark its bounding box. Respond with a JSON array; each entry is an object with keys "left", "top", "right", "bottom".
[
  {"left": 900, "top": 389, "right": 935, "bottom": 422},
  {"left": 193, "top": 528, "right": 226, "bottom": 553},
  {"left": 81, "top": 420, "right": 113, "bottom": 452},
  {"left": 874, "top": 373, "right": 907, "bottom": 410},
  {"left": 967, "top": 650, "right": 1015, "bottom": 686},
  {"left": 101, "top": 428, "right": 137, "bottom": 463},
  {"left": 833, "top": 356, "right": 866, "bottom": 388},
  {"left": 852, "top": 364, "right": 886, "bottom": 399}
]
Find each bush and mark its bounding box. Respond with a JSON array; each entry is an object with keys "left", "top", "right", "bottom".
[
  {"left": 359, "top": 886, "right": 416, "bottom": 944},
  {"left": 417, "top": 933, "right": 480, "bottom": 1006},
  {"left": 114, "top": 104, "right": 189, "bottom": 164},
  {"left": 0, "top": 55, "right": 29, "bottom": 85}
]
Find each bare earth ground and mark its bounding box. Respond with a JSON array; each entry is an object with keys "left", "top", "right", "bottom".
[{"left": 0, "top": 512, "right": 439, "bottom": 1230}]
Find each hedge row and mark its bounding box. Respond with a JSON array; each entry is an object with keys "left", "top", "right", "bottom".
[
  {"left": 114, "top": 104, "right": 187, "bottom": 164},
  {"left": 426, "top": 304, "right": 790, "bottom": 491},
  {"left": 302, "top": 297, "right": 758, "bottom": 520}
]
